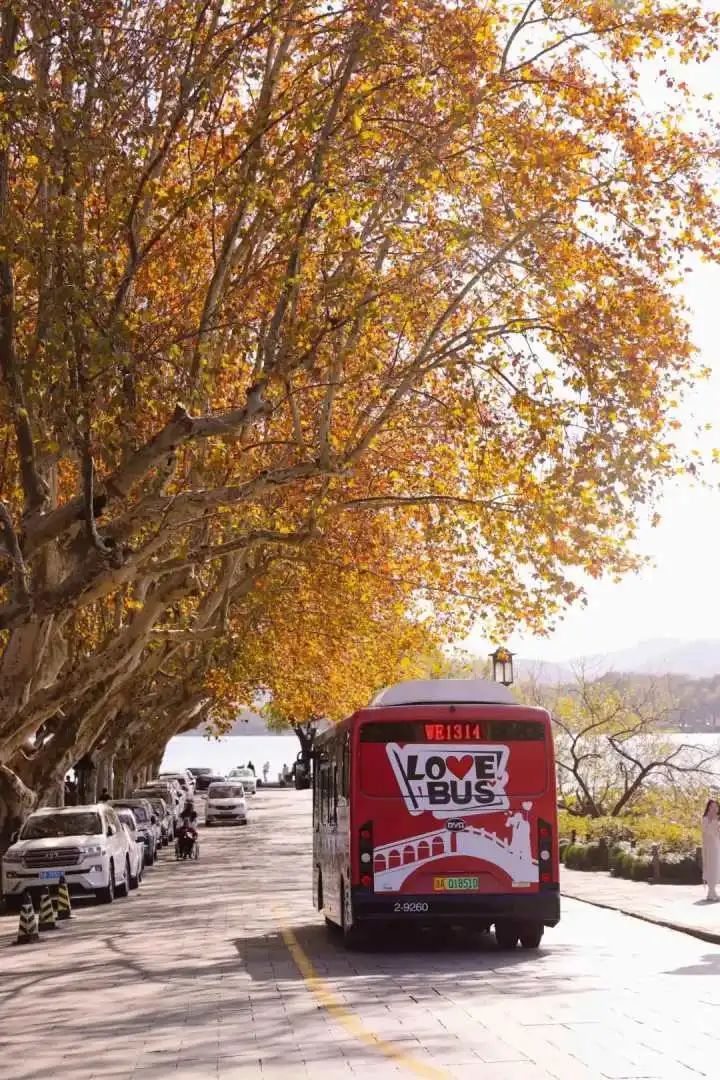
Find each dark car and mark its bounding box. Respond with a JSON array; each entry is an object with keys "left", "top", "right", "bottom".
[
  {"left": 109, "top": 799, "right": 158, "bottom": 865},
  {"left": 132, "top": 789, "right": 175, "bottom": 841},
  {"left": 188, "top": 767, "right": 214, "bottom": 792}
]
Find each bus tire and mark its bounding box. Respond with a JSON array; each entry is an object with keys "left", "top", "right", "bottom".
[
  {"left": 519, "top": 923, "right": 544, "bottom": 949},
  {"left": 341, "top": 881, "right": 364, "bottom": 950},
  {"left": 495, "top": 921, "right": 519, "bottom": 949}
]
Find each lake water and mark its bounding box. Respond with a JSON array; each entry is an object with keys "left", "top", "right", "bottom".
[
  {"left": 161, "top": 734, "right": 299, "bottom": 783},
  {"left": 160, "top": 730, "right": 720, "bottom": 786}
]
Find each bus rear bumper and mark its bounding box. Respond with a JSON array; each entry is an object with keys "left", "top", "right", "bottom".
[{"left": 353, "top": 886, "right": 560, "bottom": 928}]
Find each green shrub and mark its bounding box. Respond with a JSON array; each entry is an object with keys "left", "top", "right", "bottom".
[
  {"left": 564, "top": 843, "right": 587, "bottom": 870},
  {"left": 629, "top": 856, "right": 652, "bottom": 882},
  {"left": 557, "top": 810, "right": 700, "bottom": 854},
  {"left": 585, "top": 840, "right": 610, "bottom": 870},
  {"left": 659, "top": 852, "right": 702, "bottom": 885},
  {"left": 609, "top": 843, "right": 631, "bottom": 875}
]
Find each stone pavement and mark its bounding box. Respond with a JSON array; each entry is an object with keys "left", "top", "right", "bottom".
[
  {"left": 561, "top": 868, "right": 720, "bottom": 944},
  {"left": 2, "top": 791, "right": 720, "bottom": 1080}
]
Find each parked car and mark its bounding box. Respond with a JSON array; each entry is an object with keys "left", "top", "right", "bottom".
[
  {"left": 1, "top": 804, "right": 132, "bottom": 908},
  {"left": 110, "top": 798, "right": 158, "bottom": 864},
  {"left": 158, "top": 772, "right": 193, "bottom": 797},
  {"left": 228, "top": 766, "right": 256, "bottom": 795},
  {"left": 205, "top": 782, "right": 248, "bottom": 826},
  {"left": 132, "top": 788, "right": 176, "bottom": 840},
  {"left": 114, "top": 809, "right": 145, "bottom": 888},
  {"left": 143, "top": 780, "right": 183, "bottom": 816},
  {"left": 188, "top": 767, "right": 215, "bottom": 792},
  {"left": 142, "top": 794, "right": 172, "bottom": 842}
]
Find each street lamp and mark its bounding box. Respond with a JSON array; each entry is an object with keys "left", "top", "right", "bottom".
[{"left": 490, "top": 647, "right": 514, "bottom": 686}]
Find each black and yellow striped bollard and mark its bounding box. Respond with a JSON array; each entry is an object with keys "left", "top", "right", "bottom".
[
  {"left": 38, "top": 887, "right": 58, "bottom": 931},
  {"left": 56, "top": 874, "right": 72, "bottom": 920},
  {"left": 14, "top": 892, "right": 40, "bottom": 945}
]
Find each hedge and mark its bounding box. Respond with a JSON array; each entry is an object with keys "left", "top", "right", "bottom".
[
  {"left": 563, "top": 838, "right": 701, "bottom": 884},
  {"left": 558, "top": 810, "right": 700, "bottom": 853},
  {"left": 564, "top": 840, "right": 609, "bottom": 872}
]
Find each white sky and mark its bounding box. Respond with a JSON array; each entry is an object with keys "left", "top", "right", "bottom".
[{"left": 467, "top": 18, "right": 720, "bottom": 663}]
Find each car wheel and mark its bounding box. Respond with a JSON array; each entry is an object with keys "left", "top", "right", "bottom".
[
  {"left": 129, "top": 866, "right": 140, "bottom": 890},
  {"left": 97, "top": 863, "right": 115, "bottom": 904},
  {"left": 146, "top": 847, "right": 155, "bottom": 866},
  {"left": 116, "top": 858, "right": 130, "bottom": 897}
]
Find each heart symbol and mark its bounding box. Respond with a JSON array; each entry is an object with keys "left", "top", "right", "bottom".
[{"left": 446, "top": 755, "right": 473, "bottom": 779}]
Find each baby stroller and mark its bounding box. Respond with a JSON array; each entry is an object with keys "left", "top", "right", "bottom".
[{"left": 175, "top": 822, "right": 199, "bottom": 860}]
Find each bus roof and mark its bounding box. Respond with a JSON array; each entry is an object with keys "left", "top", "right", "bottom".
[{"left": 369, "top": 678, "right": 515, "bottom": 707}]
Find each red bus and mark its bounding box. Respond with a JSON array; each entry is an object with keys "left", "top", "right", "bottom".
[{"left": 313, "top": 678, "right": 559, "bottom": 948}]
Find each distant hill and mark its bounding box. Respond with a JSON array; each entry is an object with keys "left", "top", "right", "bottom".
[
  {"left": 519, "top": 638, "right": 720, "bottom": 682},
  {"left": 178, "top": 710, "right": 292, "bottom": 736}
]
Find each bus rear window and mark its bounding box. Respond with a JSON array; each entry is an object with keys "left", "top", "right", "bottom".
[{"left": 359, "top": 719, "right": 547, "bottom": 798}]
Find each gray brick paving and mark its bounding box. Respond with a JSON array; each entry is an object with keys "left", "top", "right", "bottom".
[{"left": 1, "top": 789, "right": 720, "bottom": 1079}]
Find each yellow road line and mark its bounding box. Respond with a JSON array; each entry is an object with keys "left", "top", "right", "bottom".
[{"left": 275, "top": 913, "right": 451, "bottom": 1079}]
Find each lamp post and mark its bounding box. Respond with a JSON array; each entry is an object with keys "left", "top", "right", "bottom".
[{"left": 490, "top": 647, "right": 514, "bottom": 686}]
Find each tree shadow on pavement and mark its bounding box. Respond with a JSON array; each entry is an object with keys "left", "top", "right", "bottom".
[
  {"left": 664, "top": 952, "right": 720, "bottom": 976},
  {"left": 232, "top": 919, "right": 586, "bottom": 998}
]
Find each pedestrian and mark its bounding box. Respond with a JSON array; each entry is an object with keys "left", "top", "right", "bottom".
[
  {"left": 262, "top": 761, "right": 270, "bottom": 783},
  {"left": 701, "top": 799, "right": 720, "bottom": 901},
  {"left": 99, "top": 787, "right": 111, "bottom": 801},
  {"left": 246, "top": 761, "right": 255, "bottom": 774},
  {"left": 281, "top": 763, "right": 289, "bottom": 785}
]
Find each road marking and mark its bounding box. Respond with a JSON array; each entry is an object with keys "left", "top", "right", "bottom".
[{"left": 275, "top": 913, "right": 451, "bottom": 1079}]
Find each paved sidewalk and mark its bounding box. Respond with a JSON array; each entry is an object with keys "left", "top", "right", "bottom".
[
  {"left": 561, "top": 867, "right": 720, "bottom": 944},
  {"left": 4, "top": 796, "right": 720, "bottom": 1079}
]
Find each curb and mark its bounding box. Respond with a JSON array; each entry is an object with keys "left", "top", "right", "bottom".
[{"left": 562, "top": 890, "right": 720, "bottom": 946}]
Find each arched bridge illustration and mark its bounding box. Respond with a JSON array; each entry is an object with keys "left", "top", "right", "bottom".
[{"left": 372, "top": 825, "right": 538, "bottom": 891}]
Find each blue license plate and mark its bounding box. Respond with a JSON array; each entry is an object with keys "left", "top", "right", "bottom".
[{"left": 39, "top": 870, "right": 63, "bottom": 880}]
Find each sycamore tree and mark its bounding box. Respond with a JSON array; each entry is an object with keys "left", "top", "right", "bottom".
[
  {"left": 527, "top": 668, "right": 720, "bottom": 817},
  {"left": 1, "top": 1, "right": 719, "bottom": 843}
]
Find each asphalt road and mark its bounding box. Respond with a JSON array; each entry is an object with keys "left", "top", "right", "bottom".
[{"left": 1, "top": 789, "right": 719, "bottom": 1080}]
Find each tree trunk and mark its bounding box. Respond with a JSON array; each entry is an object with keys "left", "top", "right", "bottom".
[
  {"left": 97, "top": 751, "right": 114, "bottom": 798},
  {"left": 292, "top": 721, "right": 316, "bottom": 769},
  {"left": 76, "top": 754, "right": 98, "bottom": 803},
  {"left": 0, "top": 765, "right": 35, "bottom": 854}
]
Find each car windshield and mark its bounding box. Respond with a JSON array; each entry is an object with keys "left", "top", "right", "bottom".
[
  {"left": 209, "top": 784, "right": 244, "bottom": 798},
  {"left": 231, "top": 769, "right": 252, "bottom": 779},
  {"left": 21, "top": 812, "right": 102, "bottom": 839},
  {"left": 118, "top": 804, "right": 148, "bottom": 823},
  {"left": 189, "top": 768, "right": 212, "bottom": 776},
  {"left": 117, "top": 811, "right": 137, "bottom": 829}
]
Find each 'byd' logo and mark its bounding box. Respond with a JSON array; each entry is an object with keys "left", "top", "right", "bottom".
[{"left": 386, "top": 743, "right": 509, "bottom": 819}]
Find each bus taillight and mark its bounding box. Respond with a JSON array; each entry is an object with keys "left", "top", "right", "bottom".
[
  {"left": 538, "top": 817, "right": 554, "bottom": 887},
  {"left": 358, "top": 821, "right": 373, "bottom": 889}
]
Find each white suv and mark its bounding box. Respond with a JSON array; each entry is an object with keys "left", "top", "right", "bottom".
[
  {"left": 1, "top": 804, "right": 132, "bottom": 908},
  {"left": 205, "top": 782, "right": 248, "bottom": 826}
]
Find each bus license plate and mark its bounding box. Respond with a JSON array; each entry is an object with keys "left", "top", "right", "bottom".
[{"left": 433, "top": 876, "right": 479, "bottom": 891}]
